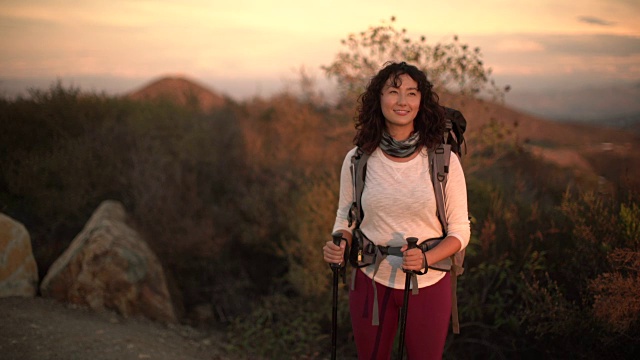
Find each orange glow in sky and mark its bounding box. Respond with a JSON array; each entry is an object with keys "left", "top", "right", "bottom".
[{"left": 1, "top": 0, "right": 639, "bottom": 98}]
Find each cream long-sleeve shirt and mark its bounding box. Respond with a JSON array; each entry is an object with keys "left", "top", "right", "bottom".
[{"left": 332, "top": 146, "right": 470, "bottom": 289}]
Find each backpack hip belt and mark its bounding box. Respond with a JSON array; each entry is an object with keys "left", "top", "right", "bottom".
[
  {"left": 349, "top": 230, "right": 452, "bottom": 326},
  {"left": 351, "top": 230, "right": 452, "bottom": 271}
]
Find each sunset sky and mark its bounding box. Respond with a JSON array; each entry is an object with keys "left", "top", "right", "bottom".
[{"left": 1, "top": 0, "right": 639, "bottom": 100}]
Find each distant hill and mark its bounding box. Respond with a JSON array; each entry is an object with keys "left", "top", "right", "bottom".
[
  {"left": 438, "top": 92, "right": 640, "bottom": 180},
  {"left": 569, "top": 112, "right": 640, "bottom": 134},
  {"left": 127, "top": 76, "right": 225, "bottom": 113},
  {"left": 441, "top": 92, "right": 638, "bottom": 145},
  {"left": 504, "top": 82, "right": 640, "bottom": 125}
]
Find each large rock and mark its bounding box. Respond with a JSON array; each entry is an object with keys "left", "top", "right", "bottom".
[
  {"left": 40, "top": 200, "right": 176, "bottom": 323},
  {"left": 0, "top": 214, "right": 39, "bottom": 297}
]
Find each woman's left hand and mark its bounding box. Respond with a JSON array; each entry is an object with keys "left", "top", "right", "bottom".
[{"left": 400, "top": 246, "right": 425, "bottom": 271}]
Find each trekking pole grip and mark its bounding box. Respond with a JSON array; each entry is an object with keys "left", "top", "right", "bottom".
[
  {"left": 404, "top": 237, "right": 419, "bottom": 273},
  {"left": 407, "top": 237, "right": 418, "bottom": 249},
  {"left": 331, "top": 231, "right": 345, "bottom": 269}
]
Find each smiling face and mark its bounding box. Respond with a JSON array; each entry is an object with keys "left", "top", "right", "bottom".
[{"left": 380, "top": 73, "right": 421, "bottom": 140}]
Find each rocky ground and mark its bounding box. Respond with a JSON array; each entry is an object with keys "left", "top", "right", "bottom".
[{"left": 0, "top": 296, "right": 235, "bottom": 360}]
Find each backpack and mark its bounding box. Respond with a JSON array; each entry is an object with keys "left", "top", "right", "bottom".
[{"left": 346, "top": 106, "right": 467, "bottom": 334}]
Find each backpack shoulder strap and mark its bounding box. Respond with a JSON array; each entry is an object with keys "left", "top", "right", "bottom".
[
  {"left": 429, "top": 143, "right": 451, "bottom": 235},
  {"left": 430, "top": 122, "right": 467, "bottom": 335},
  {"left": 348, "top": 147, "right": 369, "bottom": 228}
]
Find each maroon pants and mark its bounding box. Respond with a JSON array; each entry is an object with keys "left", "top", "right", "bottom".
[{"left": 349, "top": 270, "right": 451, "bottom": 360}]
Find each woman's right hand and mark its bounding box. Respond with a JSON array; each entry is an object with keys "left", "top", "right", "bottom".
[{"left": 323, "top": 232, "right": 350, "bottom": 265}]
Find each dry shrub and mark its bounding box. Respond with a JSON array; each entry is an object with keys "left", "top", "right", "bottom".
[
  {"left": 589, "top": 248, "right": 640, "bottom": 333},
  {"left": 559, "top": 190, "right": 621, "bottom": 284},
  {"left": 478, "top": 216, "right": 496, "bottom": 257},
  {"left": 284, "top": 175, "right": 339, "bottom": 297},
  {"left": 128, "top": 148, "right": 219, "bottom": 258},
  {"left": 239, "top": 93, "right": 345, "bottom": 177},
  {"left": 519, "top": 271, "right": 585, "bottom": 355}
]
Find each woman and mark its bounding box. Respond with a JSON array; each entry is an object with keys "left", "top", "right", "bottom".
[{"left": 323, "top": 62, "right": 470, "bottom": 359}]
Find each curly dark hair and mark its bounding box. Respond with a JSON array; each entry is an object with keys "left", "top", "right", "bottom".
[{"left": 354, "top": 61, "right": 445, "bottom": 154}]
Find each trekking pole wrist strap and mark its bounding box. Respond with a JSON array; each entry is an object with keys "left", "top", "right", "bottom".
[{"left": 412, "top": 252, "right": 429, "bottom": 275}]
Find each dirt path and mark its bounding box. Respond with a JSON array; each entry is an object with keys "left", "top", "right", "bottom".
[{"left": 0, "top": 296, "right": 233, "bottom": 360}]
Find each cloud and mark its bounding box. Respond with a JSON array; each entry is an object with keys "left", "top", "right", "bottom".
[{"left": 578, "top": 16, "right": 615, "bottom": 26}]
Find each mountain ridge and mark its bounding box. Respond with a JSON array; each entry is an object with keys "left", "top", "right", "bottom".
[{"left": 124, "top": 75, "right": 640, "bottom": 182}]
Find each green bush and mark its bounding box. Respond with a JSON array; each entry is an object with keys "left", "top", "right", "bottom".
[{"left": 226, "top": 292, "right": 340, "bottom": 359}]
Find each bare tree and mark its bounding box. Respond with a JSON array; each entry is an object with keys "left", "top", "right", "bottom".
[{"left": 322, "top": 16, "right": 509, "bottom": 102}]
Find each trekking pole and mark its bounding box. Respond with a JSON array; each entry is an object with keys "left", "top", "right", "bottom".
[
  {"left": 330, "top": 231, "right": 345, "bottom": 360},
  {"left": 397, "top": 237, "right": 419, "bottom": 359}
]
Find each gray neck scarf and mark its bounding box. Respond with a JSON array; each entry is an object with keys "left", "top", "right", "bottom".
[{"left": 379, "top": 131, "right": 420, "bottom": 158}]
